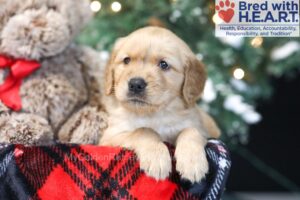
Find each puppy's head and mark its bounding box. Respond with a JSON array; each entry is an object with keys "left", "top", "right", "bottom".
[{"left": 105, "top": 27, "right": 206, "bottom": 115}]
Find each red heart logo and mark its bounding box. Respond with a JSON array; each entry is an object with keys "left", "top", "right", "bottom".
[{"left": 218, "top": 9, "right": 234, "bottom": 23}]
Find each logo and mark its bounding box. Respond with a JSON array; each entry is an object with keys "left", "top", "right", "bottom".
[
  {"left": 216, "top": 0, "right": 236, "bottom": 23},
  {"left": 215, "top": 0, "right": 300, "bottom": 37}
]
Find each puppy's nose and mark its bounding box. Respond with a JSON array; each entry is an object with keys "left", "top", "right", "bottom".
[{"left": 128, "top": 78, "right": 147, "bottom": 94}]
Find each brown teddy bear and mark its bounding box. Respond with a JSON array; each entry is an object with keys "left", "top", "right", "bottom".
[{"left": 0, "top": 0, "right": 107, "bottom": 145}]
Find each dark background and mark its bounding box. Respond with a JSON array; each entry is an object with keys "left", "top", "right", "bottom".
[{"left": 227, "top": 74, "right": 300, "bottom": 191}]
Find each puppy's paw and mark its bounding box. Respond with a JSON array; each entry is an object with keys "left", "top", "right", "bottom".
[
  {"left": 175, "top": 143, "right": 208, "bottom": 183},
  {"left": 138, "top": 142, "right": 172, "bottom": 180}
]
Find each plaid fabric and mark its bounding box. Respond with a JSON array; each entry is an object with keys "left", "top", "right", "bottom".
[{"left": 0, "top": 140, "right": 230, "bottom": 200}]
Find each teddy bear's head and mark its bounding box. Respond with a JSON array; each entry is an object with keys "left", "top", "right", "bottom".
[{"left": 0, "top": 0, "right": 92, "bottom": 60}]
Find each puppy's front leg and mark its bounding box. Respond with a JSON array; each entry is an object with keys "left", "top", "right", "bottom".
[
  {"left": 100, "top": 128, "right": 172, "bottom": 180},
  {"left": 175, "top": 128, "right": 209, "bottom": 183}
]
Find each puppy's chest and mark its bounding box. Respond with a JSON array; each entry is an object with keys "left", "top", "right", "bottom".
[{"left": 110, "top": 112, "right": 197, "bottom": 143}]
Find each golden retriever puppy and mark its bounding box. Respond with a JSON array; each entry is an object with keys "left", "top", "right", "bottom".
[{"left": 99, "top": 26, "right": 220, "bottom": 183}]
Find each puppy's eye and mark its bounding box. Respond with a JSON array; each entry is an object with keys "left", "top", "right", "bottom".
[
  {"left": 123, "top": 57, "right": 131, "bottom": 64},
  {"left": 158, "top": 60, "right": 170, "bottom": 70}
]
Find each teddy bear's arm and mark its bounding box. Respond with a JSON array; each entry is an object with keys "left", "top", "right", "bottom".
[
  {"left": 58, "top": 106, "right": 107, "bottom": 144},
  {"left": 57, "top": 47, "right": 108, "bottom": 144},
  {"left": 1, "top": 100, "right": 54, "bottom": 145},
  {"left": 79, "top": 46, "right": 107, "bottom": 107},
  {"left": 0, "top": 108, "right": 54, "bottom": 145}
]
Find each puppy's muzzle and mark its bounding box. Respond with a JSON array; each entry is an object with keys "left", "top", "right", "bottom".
[{"left": 128, "top": 77, "right": 147, "bottom": 96}]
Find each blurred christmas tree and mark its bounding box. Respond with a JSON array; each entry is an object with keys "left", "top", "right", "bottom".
[{"left": 77, "top": 0, "right": 300, "bottom": 145}]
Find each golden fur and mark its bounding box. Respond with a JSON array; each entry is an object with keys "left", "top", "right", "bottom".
[{"left": 99, "top": 27, "right": 220, "bottom": 182}]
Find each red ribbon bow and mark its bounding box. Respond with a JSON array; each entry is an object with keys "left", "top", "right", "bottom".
[{"left": 0, "top": 55, "right": 40, "bottom": 111}]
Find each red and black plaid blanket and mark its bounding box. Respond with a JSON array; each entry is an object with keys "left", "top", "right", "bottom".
[{"left": 0, "top": 139, "right": 230, "bottom": 200}]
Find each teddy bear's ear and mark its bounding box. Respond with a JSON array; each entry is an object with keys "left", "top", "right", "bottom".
[
  {"left": 105, "top": 37, "right": 126, "bottom": 95},
  {"left": 73, "top": 0, "right": 93, "bottom": 31},
  {"left": 105, "top": 60, "right": 114, "bottom": 96},
  {"left": 52, "top": 0, "right": 92, "bottom": 38}
]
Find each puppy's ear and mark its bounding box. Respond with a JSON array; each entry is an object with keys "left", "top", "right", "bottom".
[
  {"left": 105, "top": 61, "right": 114, "bottom": 95},
  {"left": 182, "top": 55, "right": 207, "bottom": 107},
  {"left": 105, "top": 37, "right": 125, "bottom": 95}
]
